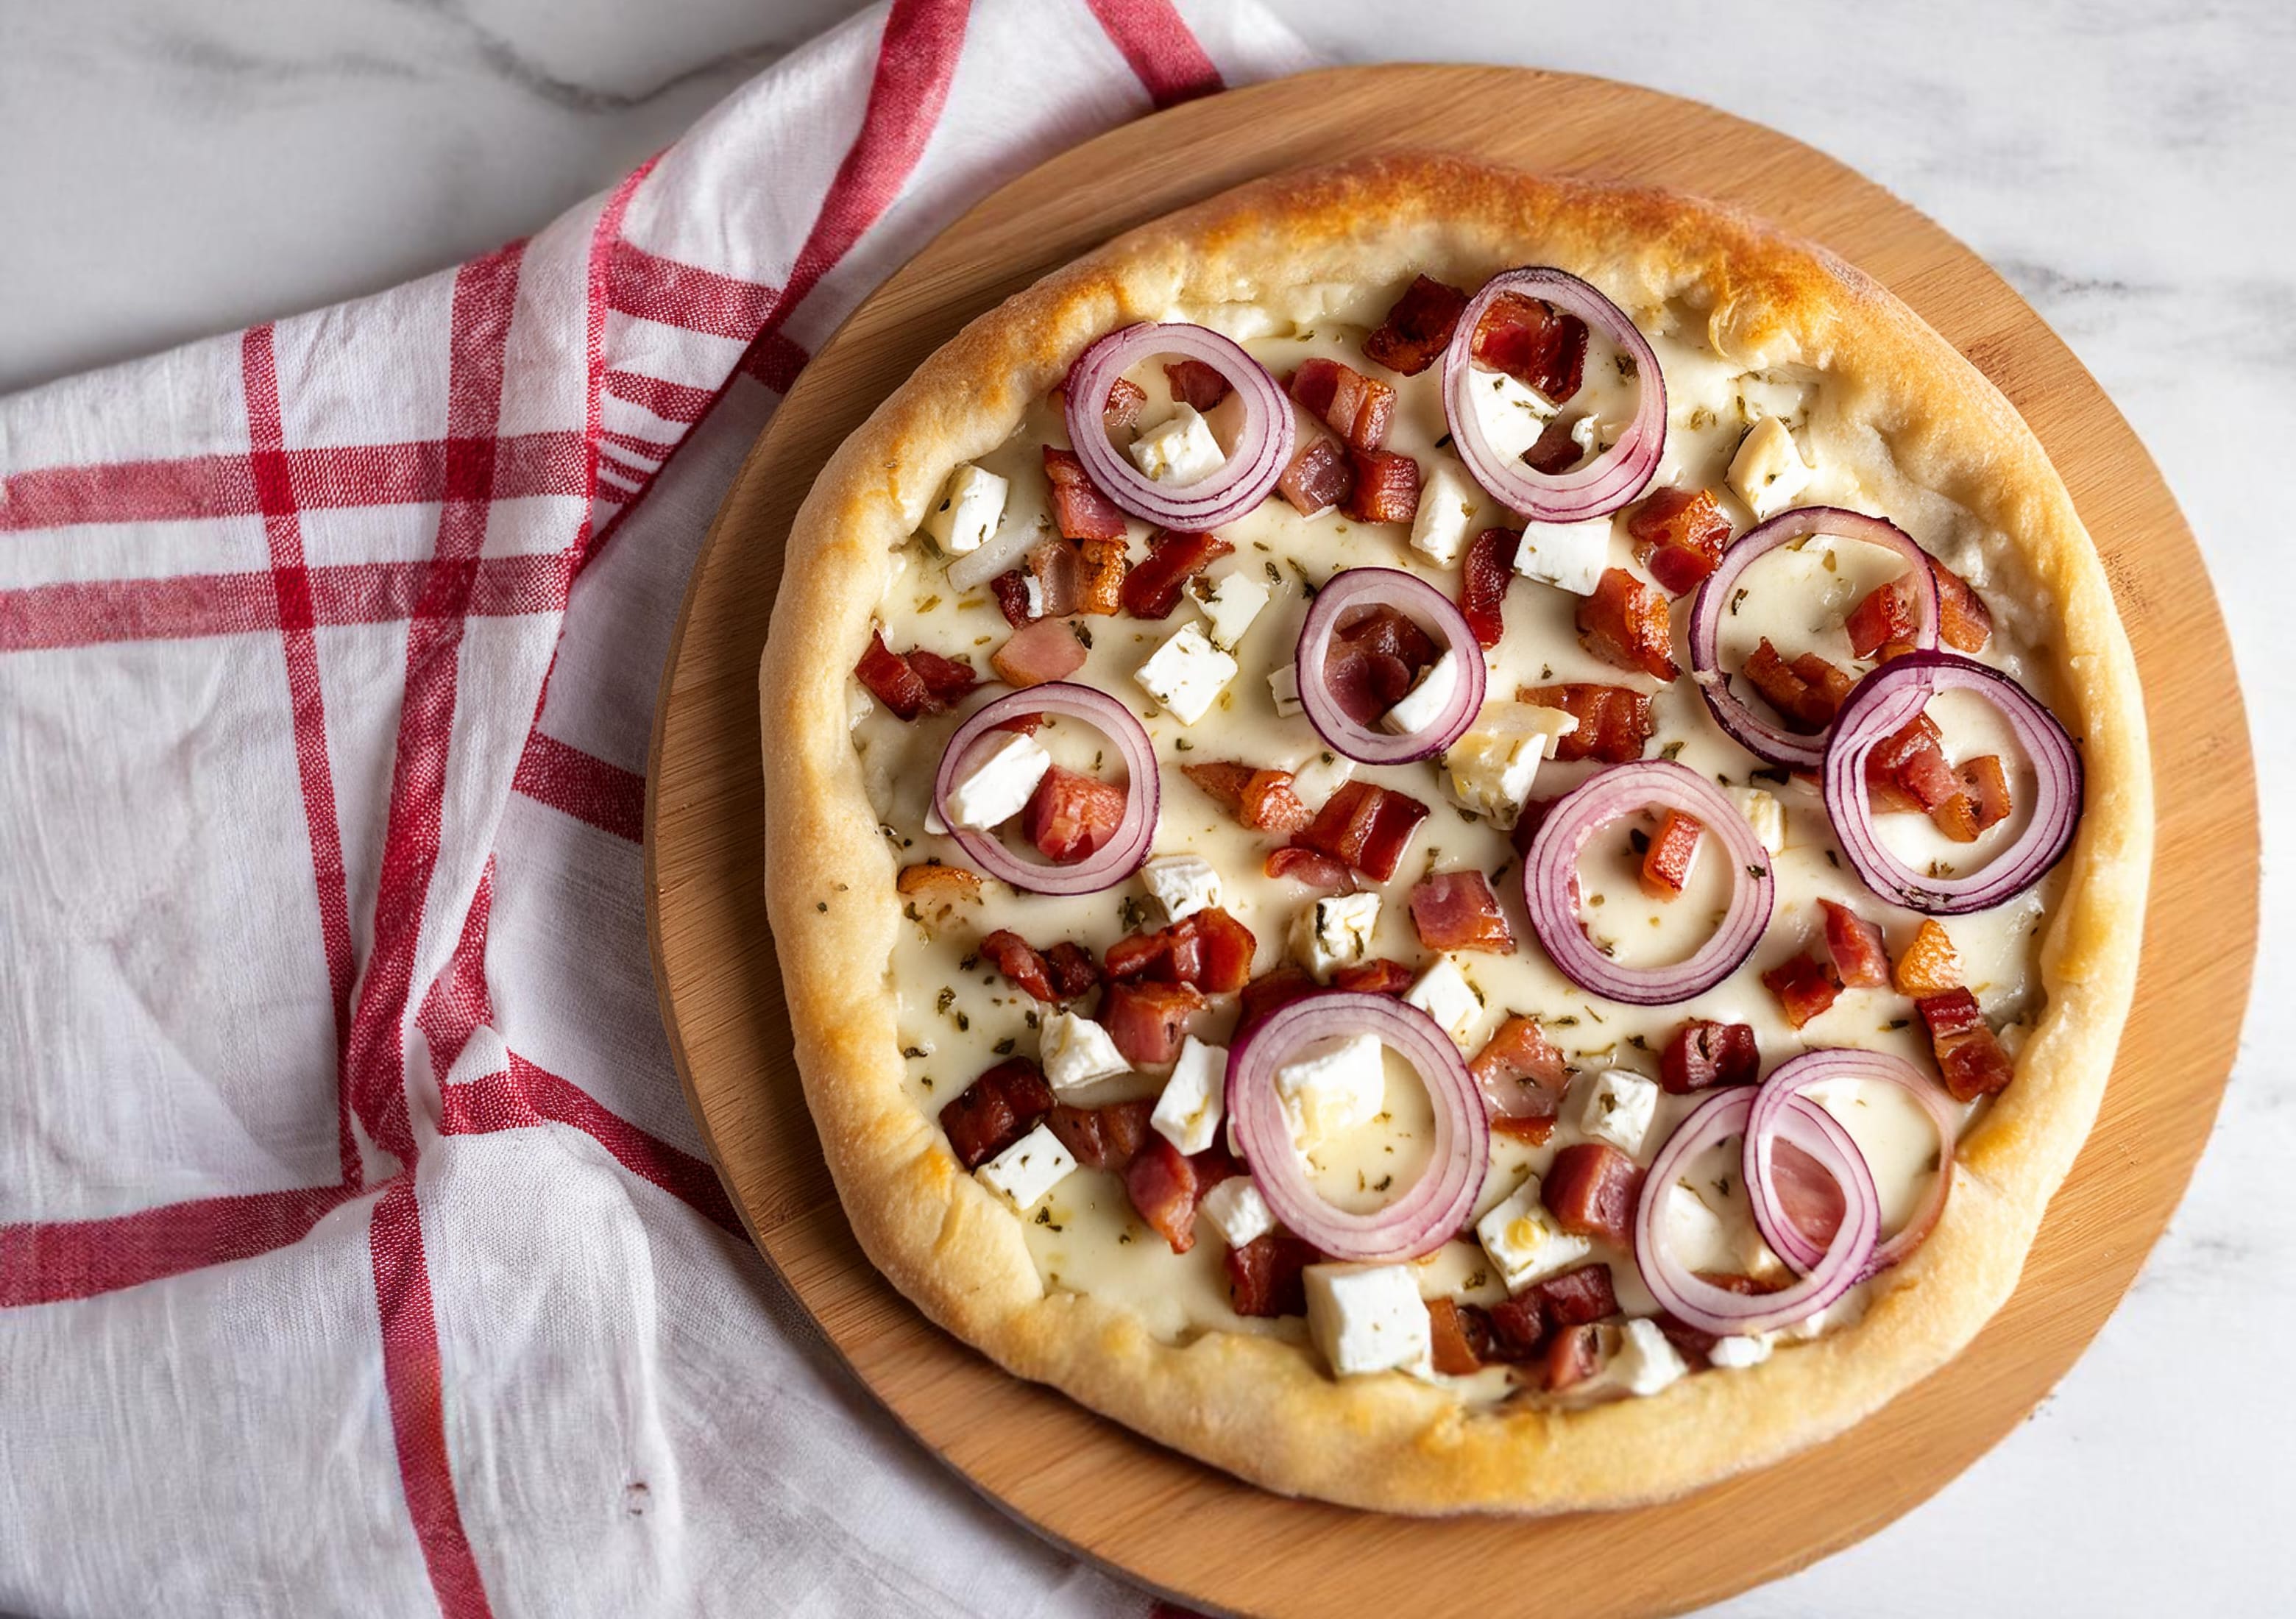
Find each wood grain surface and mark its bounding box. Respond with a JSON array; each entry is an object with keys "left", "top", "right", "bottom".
[{"left": 645, "top": 65, "right": 2258, "bottom": 1619}]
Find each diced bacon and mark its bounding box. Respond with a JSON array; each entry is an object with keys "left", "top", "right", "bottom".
[
  {"left": 1659, "top": 1019, "right": 1760, "bottom": 1094},
  {"left": 1509, "top": 795, "right": 1562, "bottom": 860},
  {"left": 938, "top": 1057, "right": 1053, "bottom": 1171},
  {"left": 1363, "top": 274, "right": 1470, "bottom": 377},
  {"left": 989, "top": 569, "right": 1033, "bottom": 628},
  {"left": 1542, "top": 1322, "right": 1605, "bottom": 1391},
  {"left": 1076, "top": 537, "right": 1127, "bottom": 615},
  {"left": 1577, "top": 567, "right": 1679, "bottom": 682},
  {"left": 1637, "top": 810, "right": 1704, "bottom": 900},
  {"left": 1027, "top": 538, "right": 1085, "bottom": 618},
  {"left": 1264, "top": 847, "right": 1356, "bottom": 890},
  {"left": 1237, "top": 963, "right": 1318, "bottom": 1030},
  {"left": 1331, "top": 958, "right": 1414, "bottom": 996},
  {"left": 1322, "top": 603, "right": 1440, "bottom": 726},
  {"left": 1743, "top": 637, "right": 1852, "bottom": 731},
  {"left": 1226, "top": 1232, "right": 1322, "bottom": 1317},
  {"left": 1866, "top": 713, "right": 1960, "bottom": 812},
  {"left": 1292, "top": 780, "right": 1431, "bottom": 882},
  {"left": 1277, "top": 436, "right": 1353, "bottom": 517},
  {"left": 1124, "top": 1134, "right": 1204, "bottom": 1253},
  {"left": 1770, "top": 1139, "right": 1848, "bottom": 1251},
  {"left": 1819, "top": 898, "right": 1891, "bottom": 989},
  {"left": 1492, "top": 1114, "right": 1556, "bottom": 1145},
  {"left": 1290, "top": 357, "right": 1396, "bottom": 451},
  {"left": 1409, "top": 869, "right": 1516, "bottom": 953},
  {"left": 1762, "top": 950, "right": 1843, "bottom": 1028},
  {"left": 1918, "top": 988, "right": 2016, "bottom": 1101},
  {"left": 1101, "top": 376, "right": 1147, "bottom": 429},
  {"left": 895, "top": 861, "right": 981, "bottom": 919},
  {"left": 1518, "top": 683, "right": 1654, "bottom": 764},
  {"left": 1459, "top": 527, "right": 1517, "bottom": 648},
  {"left": 1023, "top": 766, "right": 1127, "bottom": 863},
  {"left": 1846, "top": 575, "right": 1921, "bottom": 661},
  {"left": 907, "top": 648, "right": 980, "bottom": 707},
  {"left": 1520, "top": 414, "right": 1583, "bottom": 476},
  {"left": 1481, "top": 1292, "right": 1546, "bottom": 1361},
  {"left": 1099, "top": 979, "right": 1207, "bottom": 1066},
  {"left": 992, "top": 713, "right": 1045, "bottom": 735},
  {"left": 1933, "top": 753, "right": 2012, "bottom": 843},
  {"left": 1045, "top": 1098, "right": 1155, "bottom": 1172},
  {"left": 1426, "top": 1296, "right": 1484, "bottom": 1375},
  {"left": 1628, "top": 487, "right": 1732, "bottom": 595},
  {"left": 1044, "top": 941, "right": 1102, "bottom": 1001},
  {"left": 1470, "top": 1015, "right": 1568, "bottom": 1118},
  {"left": 1102, "top": 907, "right": 1258, "bottom": 995},
  {"left": 1469, "top": 291, "right": 1589, "bottom": 402},
  {"left": 1892, "top": 918, "right": 1963, "bottom": 997},
  {"left": 855, "top": 631, "right": 933, "bottom": 719},
  {"left": 1932, "top": 559, "right": 1993, "bottom": 653},
  {"left": 1525, "top": 1261, "right": 1618, "bottom": 1328},
  {"left": 1120, "top": 530, "right": 1233, "bottom": 619},
  {"left": 1342, "top": 448, "right": 1421, "bottom": 525},
  {"left": 990, "top": 620, "right": 1088, "bottom": 687},
  {"left": 979, "top": 929, "right": 1057, "bottom": 1002},
  {"left": 1654, "top": 1273, "right": 1788, "bottom": 1366},
  {"left": 1042, "top": 446, "right": 1128, "bottom": 542},
  {"left": 1163, "top": 358, "right": 1231, "bottom": 411},
  {"left": 1180, "top": 760, "right": 1314, "bottom": 835},
  {"left": 1542, "top": 1142, "right": 1644, "bottom": 1245}
]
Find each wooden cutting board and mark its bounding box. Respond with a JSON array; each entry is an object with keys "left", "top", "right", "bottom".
[{"left": 645, "top": 65, "right": 2257, "bottom": 1618}]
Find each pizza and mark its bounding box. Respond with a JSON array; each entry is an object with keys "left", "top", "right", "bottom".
[{"left": 756, "top": 156, "right": 2150, "bottom": 1514}]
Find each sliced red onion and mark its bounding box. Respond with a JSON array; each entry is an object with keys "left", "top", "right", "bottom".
[
  {"left": 1521, "top": 761, "right": 1774, "bottom": 1005},
  {"left": 1635, "top": 1088, "right": 1878, "bottom": 1336},
  {"left": 1747, "top": 1047, "right": 1957, "bottom": 1279},
  {"left": 1688, "top": 506, "right": 1941, "bottom": 769},
  {"left": 1061, "top": 323, "right": 1292, "bottom": 531},
  {"left": 1225, "top": 991, "right": 1489, "bottom": 1264},
  {"left": 1439, "top": 267, "right": 1665, "bottom": 522},
  {"left": 930, "top": 683, "right": 1157, "bottom": 895},
  {"left": 1823, "top": 650, "right": 2082, "bottom": 914},
  {"left": 1292, "top": 567, "right": 1487, "bottom": 765}
]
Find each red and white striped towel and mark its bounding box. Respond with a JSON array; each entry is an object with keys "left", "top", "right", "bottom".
[{"left": 0, "top": 5, "right": 1311, "bottom": 1613}]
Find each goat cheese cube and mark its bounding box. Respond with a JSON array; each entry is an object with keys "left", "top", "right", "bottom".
[
  {"left": 943, "top": 730, "right": 1051, "bottom": 831},
  {"left": 1192, "top": 572, "right": 1269, "bottom": 650},
  {"left": 1576, "top": 1069, "right": 1660, "bottom": 1155},
  {"left": 1276, "top": 1032, "right": 1386, "bottom": 1148},
  {"left": 1303, "top": 1263, "right": 1432, "bottom": 1378},
  {"left": 974, "top": 1123, "right": 1076, "bottom": 1213},
  {"left": 1727, "top": 415, "right": 1813, "bottom": 520},
  {"left": 1039, "top": 1009, "right": 1130, "bottom": 1097},
  {"left": 1475, "top": 1180, "right": 1592, "bottom": 1290},
  {"left": 1199, "top": 1175, "right": 1275, "bottom": 1248},
  {"left": 1730, "top": 784, "right": 1786, "bottom": 855},
  {"left": 1269, "top": 662, "right": 1304, "bottom": 718},
  {"left": 1403, "top": 954, "right": 1479, "bottom": 1047},
  {"left": 1150, "top": 1035, "right": 1226, "bottom": 1155},
  {"left": 921, "top": 463, "right": 1008, "bottom": 556},
  {"left": 1128, "top": 403, "right": 1225, "bottom": 485},
  {"left": 1409, "top": 455, "right": 1483, "bottom": 566},
  {"left": 1440, "top": 701, "right": 1576, "bottom": 826},
  {"left": 1513, "top": 517, "right": 1613, "bottom": 596},
  {"left": 1381, "top": 650, "right": 1461, "bottom": 737},
  {"left": 1289, "top": 891, "right": 1381, "bottom": 981},
  {"left": 1708, "top": 1332, "right": 1776, "bottom": 1370},
  {"left": 1286, "top": 750, "right": 1355, "bottom": 812},
  {"left": 1608, "top": 1317, "right": 1690, "bottom": 1397},
  {"left": 1135, "top": 622, "right": 1236, "bottom": 725},
  {"left": 1142, "top": 853, "right": 1221, "bottom": 923},
  {"left": 1471, "top": 369, "right": 1559, "bottom": 459}
]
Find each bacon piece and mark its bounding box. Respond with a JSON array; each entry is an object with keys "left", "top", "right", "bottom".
[
  {"left": 1363, "top": 274, "right": 1470, "bottom": 376},
  {"left": 1226, "top": 1232, "right": 1322, "bottom": 1317},
  {"left": 1322, "top": 603, "right": 1440, "bottom": 726},
  {"left": 1660, "top": 1020, "right": 1759, "bottom": 1094},
  {"left": 854, "top": 631, "right": 934, "bottom": 719},
  {"left": 1637, "top": 810, "right": 1704, "bottom": 900},
  {"left": 938, "top": 1057, "right": 1053, "bottom": 1171},
  {"left": 896, "top": 862, "right": 981, "bottom": 921},
  {"left": 989, "top": 620, "right": 1087, "bottom": 687},
  {"left": 1933, "top": 754, "right": 2012, "bottom": 843},
  {"left": 979, "top": 929, "right": 1057, "bottom": 1002},
  {"left": 1743, "top": 637, "right": 1853, "bottom": 731},
  {"left": 1163, "top": 358, "right": 1231, "bottom": 411},
  {"left": 1518, "top": 683, "right": 1654, "bottom": 764},
  {"left": 1509, "top": 795, "right": 1562, "bottom": 860},
  {"left": 1023, "top": 766, "right": 1127, "bottom": 863},
  {"left": 1119, "top": 529, "right": 1232, "bottom": 620},
  {"left": 1932, "top": 559, "right": 1993, "bottom": 653},
  {"left": 1277, "top": 436, "right": 1353, "bottom": 517},
  {"left": 1042, "top": 446, "right": 1127, "bottom": 542},
  {"left": 1628, "top": 487, "right": 1732, "bottom": 596},
  {"left": 1237, "top": 963, "right": 1318, "bottom": 1031},
  {"left": 1918, "top": 988, "right": 2015, "bottom": 1101},
  {"left": 1099, "top": 979, "right": 1206, "bottom": 1066},
  {"left": 1526, "top": 1261, "right": 1618, "bottom": 1328},
  {"left": 1044, "top": 941, "right": 1101, "bottom": 1000},
  {"left": 1408, "top": 869, "right": 1516, "bottom": 953},
  {"left": 1026, "top": 538, "right": 1085, "bottom": 619},
  {"left": 1542, "top": 1322, "right": 1606, "bottom": 1391},
  {"left": 1180, "top": 760, "right": 1313, "bottom": 835},
  {"left": 989, "top": 569, "right": 1034, "bottom": 628},
  {"left": 1846, "top": 575, "right": 1921, "bottom": 661},
  {"left": 1576, "top": 567, "right": 1679, "bottom": 682},
  {"left": 1459, "top": 527, "right": 1517, "bottom": 648},
  {"left": 1076, "top": 537, "right": 1127, "bottom": 615},
  {"left": 1124, "top": 1135, "right": 1205, "bottom": 1253},
  {"left": 1819, "top": 898, "right": 1891, "bottom": 989},
  {"left": 1769, "top": 1139, "right": 1848, "bottom": 1251},
  {"left": 907, "top": 648, "right": 979, "bottom": 707},
  {"left": 1481, "top": 1292, "right": 1547, "bottom": 1361},
  {"left": 1331, "top": 958, "right": 1414, "bottom": 996},
  {"left": 1045, "top": 1098, "right": 1155, "bottom": 1172},
  {"left": 1342, "top": 447, "right": 1421, "bottom": 525},
  {"left": 1655, "top": 1272, "right": 1790, "bottom": 1367},
  {"left": 1290, "top": 357, "right": 1396, "bottom": 451},
  {"left": 1426, "top": 1297, "right": 1484, "bottom": 1375},
  {"left": 1762, "top": 950, "right": 1843, "bottom": 1029},
  {"left": 1102, "top": 907, "right": 1258, "bottom": 995},
  {"left": 1492, "top": 1114, "right": 1556, "bottom": 1146},
  {"left": 1100, "top": 376, "right": 1147, "bottom": 429},
  {"left": 1470, "top": 291, "right": 1589, "bottom": 402},
  {"left": 1264, "top": 847, "right": 1356, "bottom": 890},
  {"left": 1542, "top": 1142, "right": 1644, "bottom": 1246},
  {"left": 1519, "top": 414, "right": 1584, "bottom": 477},
  {"left": 1866, "top": 713, "right": 1960, "bottom": 812},
  {"left": 1292, "top": 780, "right": 1431, "bottom": 883},
  {"left": 1470, "top": 1016, "right": 1569, "bottom": 1119},
  {"left": 1892, "top": 918, "right": 1963, "bottom": 998}
]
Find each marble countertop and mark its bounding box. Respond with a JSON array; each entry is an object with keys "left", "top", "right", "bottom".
[{"left": 4, "top": 1, "right": 2289, "bottom": 1612}]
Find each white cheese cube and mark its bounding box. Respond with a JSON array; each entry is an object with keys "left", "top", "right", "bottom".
[
  {"left": 1730, "top": 784, "right": 1786, "bottom": 855},
  {"left": 1403, "top": 954, "right": 1480, "bottom": 1048},
  {"left": 1727, "top": 415, "right": 1813, "bottom": 520},
  {"left": 1570, "top": 413, "right": 1618, "bottom": 459},
  {"left": 1475, "top": 1180, "right": 1592, "bottom": 1291},
  {"left": 1708, "top": 1332, "right": 1775, "bottom": 1370},
  {"left": 1380, "top": 649, "right": 1461, "bottom": 737},
  {"left": 1576, "top": 1069, "right": 1659, "bottom": 1155},
  {"left": 1440, "top": 701, "right": 1576, "bottom": 827},
  {"left": 943, "top": 730, "right": 1051, "bottom": 831},
  {"left": 1275, "top": 1031, "right": 1386, "bottom": 1148},
  {"left": 1286, "top": 750, "right": 1355, "bottom": 812},
  {"left": 1288, "top": 891, "right": 1381, "bottom": 982},
  {"left": 1038, "top": 1009, "right": 1130, "bottom": 1097},
  {"left": 1141, "top": 853, "right": 1221, "bottom": 923},
  {"left": 1135, "top": 623, "right": 1236, "bottom": 726},
  {"left": 1409, "top": 455, "right": 1483, "bottom": 566},
  {"left": 1192, "top": 572, "right": 1269, "bottom": 651},
  {"left": 1608, "top": 1317, "right": 1690, "bottom": 1397},
  {"left": 922, "top": 463, "right": 1007, "bottom": 556},
  {"left": 974, "top": 1123, "right": 1076, "bottom": 1213},
  {"left": 1199, "top": 1175, "right": 1275, "bottom": 1248},
  {"left": 1471, "top": 369, "right": 1560, "bottom": 459},
  {"left": 1127, "top": 403, "right": 1225, "bottom": 485},
  {"left": 1513, "top": 517, "right": 1612, "bottom": 596},
  {"left": 1303, "top": 1263, "right": 1432, "bottom": 1378},
  {"left": 1269, "top": 662, "right": 1304, "bottom": 718},
  {"left": 1150, "top": 1035, "right": 1226, "bottom": 1155}
]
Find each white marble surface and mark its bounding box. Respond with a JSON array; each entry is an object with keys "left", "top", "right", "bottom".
[{"left": 2, "top": 1, "right": 2289, "bottom": 1612}]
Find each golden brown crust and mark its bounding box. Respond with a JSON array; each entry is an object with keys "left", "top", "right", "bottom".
[{"left": 757, "top": 155, "right": 2152, "bottom": 1514}]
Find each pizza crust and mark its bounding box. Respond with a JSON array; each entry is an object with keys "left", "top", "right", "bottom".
[{"left": 757, "top": 155, "right": 2152, "bottom": 1513}]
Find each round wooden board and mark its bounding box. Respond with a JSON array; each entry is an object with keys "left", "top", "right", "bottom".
[{"left": 646, "top": 65, "right": 2257, "bottom": 1619}]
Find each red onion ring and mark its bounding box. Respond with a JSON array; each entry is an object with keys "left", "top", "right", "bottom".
[
  {"left": 1688, "top": 506, "right": 1941, "bottom": 769},
  {"left": 1224, "top": 991, "right": 1489, "bottom": 1264},
  {"left": 1439, "top": 267, "right": 1665, "bottom": 522},
  {"left": 1746, "top": 1048, "right": 1957, "bottom": 1279},
  {"left": 1061, "top": 323, "right": 1293, "bottom": 531},
  {"left": 1635, "top": 1087, "right": 1878, "bottom": 1336},
  {"left": 1292, "top": 567, "right": 1487, "bottom": 765},
  {"left": 1521, "top": 761, "right": 1775, "bottom": 1005},
  {"left": 929, "top": 683, "right": 1158, "bottom": 895},
  {"left": 1823, "top": 650, "right": 2082, "bottom": 914}
]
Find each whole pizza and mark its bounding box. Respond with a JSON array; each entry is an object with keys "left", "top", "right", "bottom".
[{"left": 756, "top": 156, "right": 2150, "bottom": 1514}]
